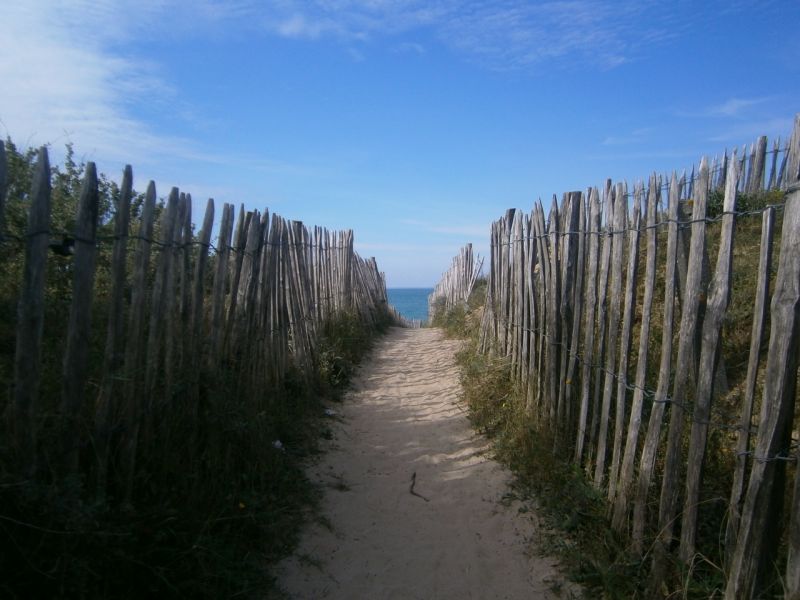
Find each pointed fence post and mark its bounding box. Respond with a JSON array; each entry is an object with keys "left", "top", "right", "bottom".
[
  {"left": 11, "top": 147, "right": 51, "bottom": 476},
  {"left": 95, "top": 165, "right": 132, "bottom": 497},
  {"left": 59, "top": 163, "right": 100, "bottom": 475},
  {"left": 0, "top": 141, "right": 7, "bottom": 242}
]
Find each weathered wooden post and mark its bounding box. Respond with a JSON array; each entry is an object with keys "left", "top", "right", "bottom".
[
  {"left": 725, "top": 206, "right": 775, "bottom": 559},
  {"left": 608, "top": 185, "right": 641, "bottom": 501},
  {"left": 120, "top": 181, "right": 156, "bottom": 501},
  {"left": 679, "top": 157, "right": 738, "bottom": 561},
  {"left": 95, "top": 165, "right": 132, "bottom": 497},
  {"left": 650, "top": 158, "right": 710, "bottom": 591},
  {"left": 612, "top": 175, "right": 658, "bottom": 532},
  {"left": 60, "top": 162, "right": 100, "bottom": 475},
  {"left": 725, "top": 125, "right": 800, "bottom": 599},
  {"left": 0, "top": 141, "right": 7, "bottom": 242},
  {"left": 11, "top": 147, "right": 51, "bottom": 476}
]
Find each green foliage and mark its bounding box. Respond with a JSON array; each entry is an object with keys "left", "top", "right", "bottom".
[
  {"left": 438, "top": 192, "right": 791, "bottom": 598},
  {"left": 0, "top": 139, "right": 390, "bottom": 599},
  {"left": 0, "top": 372, "right": 322, "bottom": 598},
  {"left": 455, "top": 339, "right": 640, "bottom": 598},
  {"left": 430, "top": 278, "right": 487, "bottom": 339},
  {"left": 431, "top": 301, "right": 467, "bottom": 336},
  {"left": 706, "top": 187, "right": 786, "bottom": 219},
  {"left": 317, "top": 309, "right": 392, "bottom": 397}
]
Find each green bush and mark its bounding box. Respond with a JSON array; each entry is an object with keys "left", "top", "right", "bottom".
[
  {"left": 706, "top": 187, "right": 785, "bottom": 218},
  {"left": 0, "top": 140, "right": 390, "bottom": 599}
]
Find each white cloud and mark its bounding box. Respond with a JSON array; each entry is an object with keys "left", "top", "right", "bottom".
[
  {"left": 253, "top": 0, "right": 700, "bottom": 71},
  {"left": 276, "top": 13, "right": 340, "bottom": 38},
  {"left": 707, "top": 97, "right": 769, "bottom": 118},
  {"left": 0, "top": 0, "right": 322, "bottom": 192},
  {"left": 676, "top": 96, "right": 773, "bottom": 120},
  {"left": 394, "top": 42, "right": 426, "bottom": 55},
  {"left": 0, "top": 2, "right": 186, "bottom": 167},
  {"left": 707, "top": 117, "right": 794, "bottom": 143},
  {"left": 601, "top": 127, "right": 654, "bottom": 146}
]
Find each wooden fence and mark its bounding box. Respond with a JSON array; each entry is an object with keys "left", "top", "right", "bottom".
[
  {"left": 387, "top": 306, "right": 423, "bottom": 329},
  {"left": 471, "top": 115, "right": 800, "bottom": 597},
  {"left": 428, "top": 243, "right": 483, "bottom": 322},
  {"left": 0, "top": 144, "right": 396, "bottom": 499}
]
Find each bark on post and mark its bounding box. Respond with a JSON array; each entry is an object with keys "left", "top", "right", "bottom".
[
  {"left": 679, "top": 157, "right": 738, "bottom": 561},
  {"left": 650, "top": 158, "right": 710, "bottom": 591},
  {"left": 594, "top": 183, "right": 626, "bottom": 487},
  {"left": 95, "top": 165, "right": 132, "bottom": 496},
  {"left": 11, "top": 147, "right": 51, "bottom": 475},
  {"left": 555, "top": 191, "right": 581, "bottom": 441},
  {"left": 209, "top": 203, "right": 233, "bottom": 368},
  {"left": 725, "top": 206, "right": 775, "bottom": 560},
  {"left": 724, "top": 186, "right": 800, "bottom": 598},
  {"left": 575, "top": 188, "right": 600, "bottom": 462},
  {"left": 0, "top": 141, "right": 7, "bottom": 242},
  {"left": 613, "top": 175, "right": 659, "bottom": 532},
  {"left": 60, "top": 163, "right": 100, "bottom": 475},
  {"left": 120, "top": 182, "right": 156, "bottom": 501},
  {"left": 608, "top": 185, "right": 641, "bottom": 502},
  {"left": 586, "top": 184, "right": 613, "bottom": 471},
  {"left": 562, "top": 192, "right": 585, "bottom": 441},
  {"left": 632, "top": 173, "right": 681, "bottom": 553}
]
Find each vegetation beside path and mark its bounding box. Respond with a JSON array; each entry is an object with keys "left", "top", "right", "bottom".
[
  {"left": 432, "top": 188, "right": 790, "bottom": 600},
  {"left": 0, "top": 140, "right": 393, "bottom": 599}
]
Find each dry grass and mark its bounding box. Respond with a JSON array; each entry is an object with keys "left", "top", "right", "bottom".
[{"left": 444, "top": 189, "right": 793, "bottom": 598}]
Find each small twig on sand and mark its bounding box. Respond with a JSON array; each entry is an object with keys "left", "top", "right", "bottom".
[{"left": 409, "top": 472, "right": 430, "bottom": 502}]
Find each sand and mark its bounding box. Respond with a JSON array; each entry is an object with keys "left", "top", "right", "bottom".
[{"left": 277, "top": 327, "right": 573, "bottom": 599}]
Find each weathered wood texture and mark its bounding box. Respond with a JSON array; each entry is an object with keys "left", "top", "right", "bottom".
[
  {"left": 1, "top": 153, "right": 396, "bottom": 502},
  {"left": 59, "top": 162, "right": 100, "bottom": 475},
  {"left": 612, "top": 176, "right": 658, "bottom": 532},
  {"left": 430, "top": 242, "right": 483, "bottom": 323},
  {"left": 94, "top": 164, "right": 133, "bottom": 497},
  {"left": 11, "top": 147, "right": 51, "bottom": 475},
  {"left": 725, "top": 206, "right": 775, "bottom": 559},
  {"left": 725, "top": 183, "right": 800, "bottom": 598},
  {"left": 460, "top": 119, "right": 800, "bottom": 596},
  {"left": 0, "top": 141, "right": 7, "bottom": 242}
]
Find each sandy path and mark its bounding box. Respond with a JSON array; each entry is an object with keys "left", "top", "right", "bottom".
[{"left": 277, "top": 327, "right": 570, "bottom": 599}]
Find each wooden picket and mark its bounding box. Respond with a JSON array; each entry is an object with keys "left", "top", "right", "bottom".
[
  {"left": 10, "top": 148, "right": 51, "bottom": 476},
  {"left": 0, "top": 143, "right": 400, "bottom": 505},
  {"left": 428, "top": 242, "right": 483, "bottom": 323},
  {"left": 463, "top": 116, "right": 800, "bottom": 596}
]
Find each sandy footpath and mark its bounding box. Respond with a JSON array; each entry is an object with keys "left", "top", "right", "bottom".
[{"left": 277, "top": 327, "right": 573, "bottom": 599}]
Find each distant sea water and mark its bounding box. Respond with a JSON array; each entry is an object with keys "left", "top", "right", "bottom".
[{"left": 387, "top": 288, "right": 433, "bottom": 324}]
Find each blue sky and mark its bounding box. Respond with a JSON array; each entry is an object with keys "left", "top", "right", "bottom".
[{"left": 1, "top": 1, "right": 798, "bottom": 286}]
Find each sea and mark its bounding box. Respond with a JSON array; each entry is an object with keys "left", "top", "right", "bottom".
[{"left": 387, "top": 288, "right": 433, "bottom": 324}]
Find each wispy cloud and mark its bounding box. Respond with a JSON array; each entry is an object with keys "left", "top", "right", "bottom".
[
  {"left": 0, "top": 2, "right": 185, "bottom": 167},
  {"left": 253, "top": 1, "right": 702, "bottom": 71},
  {"left": 275, "top": 13, "right": 342, "bottom": 39},
  {"left": 584, "top": 149, "right": 697, "bottom": 161},
  {"left": 394, "top": 42, "right": 426, "bottom": 55},
  {"left": 675, "top": 96, "right": 773, "bottom": 120},
  {"left": 601, "top": 127, "right": 654, "bottom": 146},
  {"left": 707, "top": 117, "right": 794, "bottom": 143},
  {"left": 0, "top": 1, "right": 319, "bottom": 183},
  {"left": 707, "top": 97, "right": 770, "bottom": 118}
]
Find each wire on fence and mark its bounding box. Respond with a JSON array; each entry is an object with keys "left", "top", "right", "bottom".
[
  {"left": 0, "top": 229, "right": 357, "bottom": 259},
  {"left": 490, "top": 202, "right": 786, "bottom": 247},
  {"left": 489, "top": 314, "right": 761, "bottom": 438}
]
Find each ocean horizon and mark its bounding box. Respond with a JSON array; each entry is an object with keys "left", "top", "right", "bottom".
[{"left": 387, "top": 287, "right": 433, "bottom": 323}]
